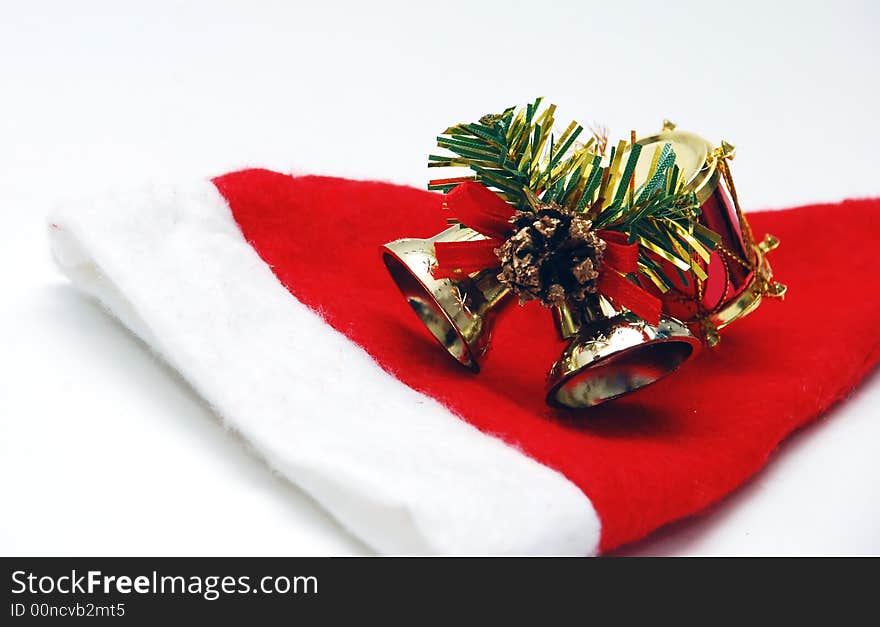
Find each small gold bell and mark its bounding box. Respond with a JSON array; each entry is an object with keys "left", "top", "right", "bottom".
[
  {"left": 546, "top": 299, "right": 702, "bottom": 408},
  {"left": 382, "top": 227, "right": 511, "bottom": 372}
]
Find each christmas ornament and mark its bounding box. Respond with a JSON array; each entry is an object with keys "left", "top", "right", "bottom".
[
  {"left": 628, "top": 121, "right": 786, "bottom": 346},
  {"left": 496, "top": 202, "right": 606, "bottom": 307},
  {"left": 382, "top": 99, "right": 784, "bottom": 408},
  {"left": 382, "top": 227, "right": 509, "bottom": 370}
]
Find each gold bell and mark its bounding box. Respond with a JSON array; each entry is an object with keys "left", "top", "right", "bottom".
[
  {"left": 546, "top": 299, "right": 701, "bottom": 408},
  {"left": 381, "top": 227, "right": 511, "bottom": 371}
]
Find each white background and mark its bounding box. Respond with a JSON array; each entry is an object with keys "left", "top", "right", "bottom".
[{"left": 1, "top": 0, "right": 878, "bottom": 555}]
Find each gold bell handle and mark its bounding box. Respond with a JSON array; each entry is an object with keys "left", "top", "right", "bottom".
[{"left": 552, "top": 301, "right": 581, "bottom": 340}]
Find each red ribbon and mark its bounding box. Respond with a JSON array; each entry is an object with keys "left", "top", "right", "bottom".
[
  {"left": 595, "top": 231, "right": 661, "bottom": 324},
  {"left": 433, "top": 238, "right": 502, "bottom": 279},
  {"left": 433, "top": 182, "right": 661, "bottom": 324},
  {"left": 442, "top": 181, "right": 516, "bottom": 239}
]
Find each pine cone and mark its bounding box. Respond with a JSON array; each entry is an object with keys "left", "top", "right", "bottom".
[{"left": 495, "top": 203, "right": 606, "bottom": 306}]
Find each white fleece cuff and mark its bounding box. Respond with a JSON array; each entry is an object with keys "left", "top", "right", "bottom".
[{"left": 48, "top": 178, "right": 601, "bottom": 555}]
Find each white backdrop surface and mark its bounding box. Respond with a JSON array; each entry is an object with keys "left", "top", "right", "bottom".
[{"left": 1, "top": 0, "right": 878, "bottom": 555}]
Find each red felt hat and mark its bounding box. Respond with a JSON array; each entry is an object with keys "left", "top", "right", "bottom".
[{"left": 50, "top": 169, "right": 880, "bottom": 554}]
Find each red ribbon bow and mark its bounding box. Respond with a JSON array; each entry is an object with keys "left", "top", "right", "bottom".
[{"left": 434, "top": 182, "right": 661, "bottom": 324}]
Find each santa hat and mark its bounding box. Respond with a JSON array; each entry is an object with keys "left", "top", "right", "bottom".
[{"left": 49, "top": 169, "right": 880, "bottom": 555}]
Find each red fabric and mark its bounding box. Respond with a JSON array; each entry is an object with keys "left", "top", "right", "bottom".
[{"left": 213, "top": 169, "right": 880, "bottom": 553}]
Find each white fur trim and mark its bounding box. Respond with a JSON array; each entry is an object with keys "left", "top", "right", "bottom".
[{"left": 48, "top": 179, "right": 601, "bottom": 555}]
